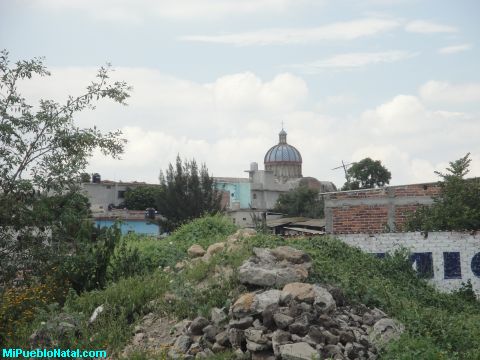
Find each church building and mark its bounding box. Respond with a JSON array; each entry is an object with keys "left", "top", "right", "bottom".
[{"left": 216, "top": 128, "right": 336, "bottom": 227}]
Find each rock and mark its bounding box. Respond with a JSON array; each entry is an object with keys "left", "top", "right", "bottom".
[
  {"left": 323, "top": 344, "right": 344, "bottom": 359},
  {"left": 174, "top": 319, "right": 191, "bottom": 334},
  {"left": 246, "top": 339, "right": 271, "bottom": 352},
  {"left": 234, "top": 348, "right": 249, "bottom": 359},
  {"left": 313, "top": 285, "right": 336, "bottom": 313},
  {"left": 232, "top": 293, "right": 256, "bottom": 318},
  {"left": 228, "top": 328, "right": 245, "bottom": 348},
  {"left": 236, "top": 228, "right": 257, "bottom": 237},
  {"left": 262, "top": 303, "right": 279, "bottom": 328},
  {"left": 244, "top": 328, "right": 268, "bottom": 344},
  {"left": 369, "top": 318, "right": 404, "bottom": 349},
  {"left": 338, "top": 330, "right": 355, "bottom": 345},
  {"left": 318, "top": 314, "right": 338, "bottom": 329},
  {"left": 238, "top": 263, "right": 277, "bottom": 287},
  {"left": 187, "top": 244, "right": 206, "bottom": 258},
  {"left": 132, "top": 332, "right": 145, "bottom": 346},
  {"left": 173, "top": 335, "right": 192, "bottom": 353},
  {"left": 308, "top": 326, "right": 325, "bottom": 344},
  {"left": 202, "top": 325, "right": 218, "bottom": 342},
  {"left": 215, "top": 330, "right": 230, "bottom": 347},
  {"left": 175, "top": 261, "right": 186, "bottom": 271},
  {"left": 88, "top": 304, "right": 104, "bottom": 325},
  {"left": 282, "top": 283, "right": 316, "bottom": 303},
  {"left": 362, "top": 308, "right": 386, "bottom": 326},
  {"left": 229, "top": 316, "right": 254, "bottom": 329},
  {"left": 326, "top": 286, "right": 346, "bottom": 307},
  {"left": 288, "top": 315, "right": 309, "bottom": 336},
  {"left": 252, "top": 319, "right": 266, "bottom": 330},
  {"left": 251, "top": 351, "right": 276, "bottom": 360},
  {"left": 254, "top": 290, "right": 282, "bottom": 313},
  {"left": 211, "top": 307, "right": 228, "bottom": 325},
  {"left": 189, "top": 316, "right": 209, "bottom": 335},
  {"left": 212, "top": 342, "right": 226, "bottom": 353},
  {"left": 206, "top": 242, "right": 226, "bottom": 257},
  {"left": 253, "top": 247, "right": 277, "bottom": 262},
  {"left": 272, "top": 329, "right": 291, "bottom": 357},
  {"left": 271, "top": 246, "right": 312, "bottom": 264},
  {"left": 273, "top": 313, "right": 294, "bottom": 329},
  {"left": 322, "top": 330, "right": 340, "bottom": 345},
  {"left": 238, "top": 247, "right": 310, "bottom": 287},
  {"left": 188, "top": 342, "right": 202, "bottom": 355},
  {"left": 279, "top": 342, "right": 320, "bottom": 360}
]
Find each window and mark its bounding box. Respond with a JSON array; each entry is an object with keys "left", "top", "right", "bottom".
[
  {"left": 253, "top": 193, "right": 257, "bottom": 199},
  {"left": 118, "top": 190, "right": 126, "bottom": 199},
  {"left": 242, "top": 218, "right": 247, "bottom": 221}
]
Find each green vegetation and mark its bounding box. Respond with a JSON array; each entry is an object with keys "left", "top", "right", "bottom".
[
  {"left": 156, "top": 156, "right": 223, "bottom": 232},
  {"left": 0, "top": 50, "right": 130, "bottom": 286},
  {"left": 274, "top": 186, "right": 324, "bottom": 218},
  {"left": 124, "top": 186, "right": 162, "bottom": 210},
  {"left": 406, "top": 153, "right": 480, "bottom": 231},
  {"left": 342, "top": 157, "right": 392, "bottom": 190},
  {"left": 4, "top": 215, "right": 480, "bottom": 359}
]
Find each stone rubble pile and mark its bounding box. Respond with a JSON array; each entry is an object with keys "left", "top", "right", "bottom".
[{"left": 167, "top": 246, "right": 404, "bottom": 360}]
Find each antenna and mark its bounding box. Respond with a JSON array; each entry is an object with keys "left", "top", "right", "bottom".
[{"left": 332, "top": 160, "right": 353, "bottom": 183}]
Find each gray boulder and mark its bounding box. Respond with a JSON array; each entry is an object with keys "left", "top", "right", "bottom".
[
  {"left": 279, "top": 342, "right": 320, "bottom": 360},
  {"left": 369, "top": 318, "right": 404, "bottom": 349}
]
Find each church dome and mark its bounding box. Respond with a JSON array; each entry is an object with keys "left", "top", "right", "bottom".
[
  {"left": 264, "top": 130, "right": 302, "bottom": 164},
  {"left": 264, "top": 129, "right": 302, "bottom": 180}
]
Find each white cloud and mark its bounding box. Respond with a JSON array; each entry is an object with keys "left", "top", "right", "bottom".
[
  {"left": 419, "top": 81, "right": 480, "bottom": 104},
  {"left": 289, "top": 50, "right": 417, "bottom": 72},
  {"left": 181, "top": 18, "right": 400, "bottom": 45},
  {"left": 30, "top": 0, "right": 310, "bottom": 22},
  {"left": 438, "top": 43, "right": 473, "bottom": 54},
  {"left": 16, "top": 66, "right": 480, "bottom": 187},
  {"left": 405, "top": 20, "right": 458, "bottom": 34}
]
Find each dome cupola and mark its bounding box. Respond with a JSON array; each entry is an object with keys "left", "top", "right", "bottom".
[{"left": 264, "top": 129, "right": 302, "bottom": 180}]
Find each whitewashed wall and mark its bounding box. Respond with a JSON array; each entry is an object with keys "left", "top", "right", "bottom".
[{"left": 334, "top": 232, "right": 480, "bottom": 296}]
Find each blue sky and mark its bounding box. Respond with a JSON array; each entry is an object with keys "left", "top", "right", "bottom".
[{"left": 1, "top": 0, "right": 479, "bottom": 187}]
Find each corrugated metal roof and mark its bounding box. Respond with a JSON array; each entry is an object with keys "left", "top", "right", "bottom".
[
  {"left": 291, "top": 219, "right": 326, "bottom": 227},
  {"left": 284, "top": 227, "right": 325, "bottom": 234},
  {"left": 266, "top": 217, "right": 309, "bottom": 227}
]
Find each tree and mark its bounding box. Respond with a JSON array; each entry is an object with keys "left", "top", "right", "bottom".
[
  {"left": 156, "top": 156, "right": 222, "bottom": 232},
  {"left": 0, "top": 50, "right": 131, "bottom": 285},
  {"left": 274, "top": 186, "right": 324, "bottom": 218},
  {"left": 406, "top": 153, "right": 480, "bottom": 231},
  {"left": 342, "top": 157, "right": 391, "bottom": 190},
  {"left": 80, "top": 172, "right": 91, "bottom": 183},
  {"left": 124, "top": 185, "right": 162, "bottom": 210}
]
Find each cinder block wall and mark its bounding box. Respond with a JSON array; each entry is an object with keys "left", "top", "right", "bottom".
[
  {"left": 323, "top": 183, "right": 441, "bottom": 233},
  {"left": 335, "top": 232, "right": 480, "bottom": 295}
]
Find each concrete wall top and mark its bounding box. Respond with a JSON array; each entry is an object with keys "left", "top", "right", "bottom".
[{"left": 321, "top": 182, "right": 440, "bottom": 200}]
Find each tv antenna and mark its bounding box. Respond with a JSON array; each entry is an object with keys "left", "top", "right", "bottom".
[{"left": 332, "top": 160, "right": 353, "bottom": 182}]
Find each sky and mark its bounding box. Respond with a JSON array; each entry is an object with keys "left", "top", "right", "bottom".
[{"left": 1, "top": 0, "right": 479, "bottom": 188}]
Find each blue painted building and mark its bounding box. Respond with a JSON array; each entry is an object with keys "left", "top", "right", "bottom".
[{"left": 214, "top": 177, "right": 251, "bottom": 210}]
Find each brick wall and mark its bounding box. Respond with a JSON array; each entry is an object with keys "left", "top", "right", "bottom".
[
  {"left": 334, "top": 232, "right": 480, "bottom": 296},
  {"left": 323, "top": 182, "right": 441, "bottom": 233}
]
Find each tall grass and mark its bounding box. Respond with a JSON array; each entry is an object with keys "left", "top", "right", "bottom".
[{"left": 9, "top": 215, "right": 480, "bottom": 359}]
